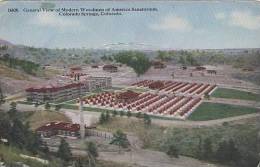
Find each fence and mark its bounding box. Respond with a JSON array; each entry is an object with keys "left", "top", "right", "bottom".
[{"left": 85, "top": 129, "right": 113, "bottom": 140}]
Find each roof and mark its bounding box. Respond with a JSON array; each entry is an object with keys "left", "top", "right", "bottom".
[
  {"left": 70, "top": 67, "right": 82, "bottom": 71},
  {"left": 148, "top": 81, "right": 164, "bottom": 89},
  {"left": 195, "top": 66, "right": 206, "bottom": 70},
  {"left": 26, "top": 82, "right": 84, "bottom": 93},
  {"left": 103, "top": 65, "right": 118, "bottom": 69},
  {"left": 117, "top": 90, "right": 140, "bottom": 100},
  {"left": 152, "top": 61, "right": 165, "bottom": 66},
  {"left": 36, "top": 122, "right": 80, "bottom": 132}
]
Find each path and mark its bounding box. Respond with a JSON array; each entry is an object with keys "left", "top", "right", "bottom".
[
  {"left": 1, "top": 102, "right": 259, "bottom": 128},
  {"left": 152, "top": 113, "right": 260, "bottom": 128},
  {"left": 99, "top": 149, "right": 222, "bottom": 167}
]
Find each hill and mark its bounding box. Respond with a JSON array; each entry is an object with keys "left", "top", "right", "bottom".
[{"left": 0, "top": 38, "right": 13, "bottom": 46}]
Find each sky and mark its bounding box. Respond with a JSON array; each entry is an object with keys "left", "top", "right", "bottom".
[{"left": 0, "top": 1, "right": 260, "bottom": 49}]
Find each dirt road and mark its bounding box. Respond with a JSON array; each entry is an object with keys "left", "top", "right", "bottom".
[
  {"left": 99, "top": 149, "right": 222, "bottom": 167},
  {"left": 152, "top": 113, "right": 260, "bottom": 128}
]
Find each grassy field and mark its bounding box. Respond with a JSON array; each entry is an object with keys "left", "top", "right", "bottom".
[
  {"left": 152, "top": 118, "right": 259, "bottom": 164},
  {"left": 211, "top": 88, "right": 260, "bottom": 101},
  {"left": 96, "top": 114, "right": 259, "bottom": 156},
  {"left": 189, "top": 102, "right": 259, "bottom": 121},
  {"left": 27, "top": 110, "right": 71, "bottom": 130},
  {"left": 0, "top": 144, "right": 62, "bottom": 167},
  {"left": 98, "top": 114, "right": 259, "bottom": 166},
  {"left": 0, "top": 63, "right": 31, "bottom": 80},
  {"left": 97, "top": 117, "right": 151, "bottom": 133}
]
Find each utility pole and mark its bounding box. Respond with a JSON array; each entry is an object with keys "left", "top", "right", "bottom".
[{"left": 79, "top": 98, "right": 85, "bottom": 139}]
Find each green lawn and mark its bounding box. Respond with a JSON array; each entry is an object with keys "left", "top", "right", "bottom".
[
  {"left": 189, "top": 102, "right": 259, "bottom": 121},
  {"left": 59, "top": 103, "right": 178, "bottom": 120},
  {"left": 211, "top": 88, "right": 260, "bottom": 101}
]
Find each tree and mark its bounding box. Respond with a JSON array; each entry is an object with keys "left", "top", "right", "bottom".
[
  {"left": 136, "top": 112, "right": 142, "bottom": 118},
  {"left": 157, "top": 51, "right": 171, "bottom": 61},
  {"left": 110, "top": 130, "right": 129, "bottom": 153},
  {"left": 179, "top": 56, "right": 186, "bottom": 65},
  {"left": 166, "top": 144, "right": 179, "bottom": 158},
  {"left": 55, "top": 104, "right": 61, "bottom": 111},
  {"left": 84, "top": 59, "right": 90, "bottom": 64},
  {"left": 0, "top": 87, "right": 5, "bottom": 106},
  {"left": 203, "top": 138, "right": 213, "bottom": 160},
  {"left": 196, "top": 135, "right": 203, "bottom": 160},
  {"left": 40, "top": 141, "right": 49, "bottom": 154},
  {"left": 112, "top": 110, "right": 118, "bottom": 117},
  {"left": 0, "top": 54, "right": 39, "bottom": 75},
  {"left": 105, "top": 111, "right": 110, "bottom": 122},
  {"left": 72, "top": 157, "right": 89, "bottom": 167},
  {"left": 143, "top": 113, "right": 151, "bottom": 126},
  {"left": 204, "top": 93, "right": 210, "bottom": 100},
  {"left": 45, "top": 102, "right": 51, "bottom": 110},
  {"left": 25, "top": 128, "right": 42, "bottom": 154},
  {"left": 101, "top": 55, "right": 108, "bottom": 61},
  {"left": 227, "top": 139, "right": 240, "bottom": 161},
  {"left": 0, "top": 111, "right": 43, "bottom": 154},
  {"left": 99, "top": 112, "right": 106, "bottom": 124},
  {"left": 215, "top": 139, "right": 240, "bottom": 163},
  {"left": 215, "top": 140, "right": 228, "bottom": 162},
  {"left": 8, "top": 102, "right": 18, "bottom": 120},
  {"left": 57, "top": 138, "right": 72, "bottom": 162},
  {"left": 10, "top": 119, "right": 26, "bottom": 149},
  {"left": 85, "top": 141, "right": 98, "bottom": 167},
  {"left": 186, "top": 54, "right": 198, "bottom": 66},
  {"left": 113, "top": 51, "right": 151, "bottom": 77},
  {"left": 119, "top": 110, "right": 125, "bottom": 117},
  {"left": 0, "top": 113, "right": 11, "bottom": 142},
  {"left": 126, "top": 111, "right": 132, "bottom": 118},
  {"left": 34, "top": 102, "right": 39, "bottom": 109}
]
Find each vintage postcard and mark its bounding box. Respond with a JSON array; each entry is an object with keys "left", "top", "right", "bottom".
[{"left": 0, "top": 1, "right": 259, "bottom": 167}]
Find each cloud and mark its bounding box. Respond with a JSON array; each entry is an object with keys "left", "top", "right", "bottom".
[
  {"left": 229, "top": 11, "right": 260, "bottom": 30},
  {"left": 215, "top": 11, "right": 260, "bottom": 30},
  {"left": 215, "top": 12, "right": 226, "bottom": 20},
  {"left": 150, "top": 15, "right": 192, "bottom": 32},
  {"left": 31, "top": 12, "right": 81, "bottom": 30}
]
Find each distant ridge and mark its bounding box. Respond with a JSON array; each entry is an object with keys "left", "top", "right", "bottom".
[{"left": 0, "top": 38, "right": 13, "bottom": 46}]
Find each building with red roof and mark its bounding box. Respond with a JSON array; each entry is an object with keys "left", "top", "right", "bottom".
[
  {"left": 117, "top": 90, "right": 140, "bottom": 103},
  {"left": 148, "top": 81, "right": 164, "bottom": 90},
  {"left": 152, "top": 61, "right": 166, "bottom": 69},
  {"left": 26, "top": 76, "right": 112, "bottom": 103},
  {"left": 103, "top": 65, "right": 118, "bottom": 72},
  {"left": 36, "top": 122, "right": 80, "bottom": 138}
]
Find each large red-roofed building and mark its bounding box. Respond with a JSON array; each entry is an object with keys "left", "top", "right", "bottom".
[
  {"left": 26, "top": 76, "right": 112, "bottom": 103},
  {"left": 36, "top": 122, "right": 80, "bottom": 138}
]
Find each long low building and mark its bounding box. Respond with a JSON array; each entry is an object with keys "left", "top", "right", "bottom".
[
  {"left": 36, "top": 122, "right": 80, "bottom": 138},
  {"left": 26, "top": 76, "right": 112, "bottom": 103}
]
